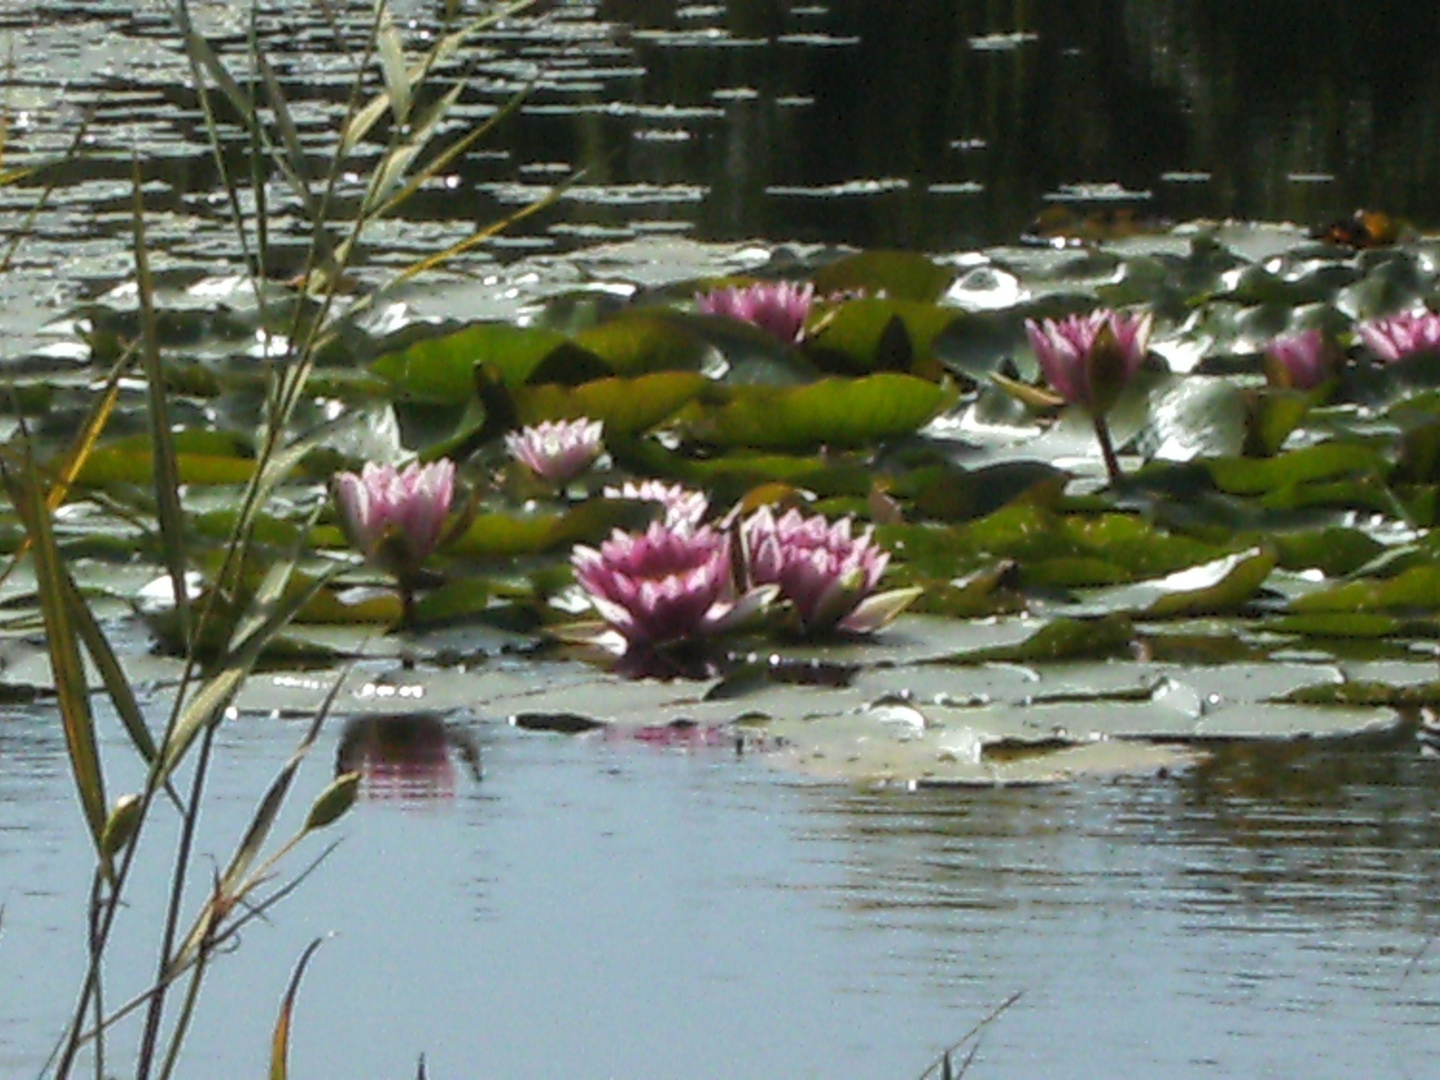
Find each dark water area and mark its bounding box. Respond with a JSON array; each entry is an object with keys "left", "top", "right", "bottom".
[{"left": 2, "top": 0, "right": 1439, "bottom": 271}]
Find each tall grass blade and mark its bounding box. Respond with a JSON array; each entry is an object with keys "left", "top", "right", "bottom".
[
  {"left": 341, "top": 0, "right": 534, "bottom": 154},
  {"left": 375, "top": 2, "right": 412, "bottom": 125},
  {"left": 133, "top": 161, "right": 192, "bottom": 647},
  {"left": 171, "top": 2, "right": 255, "bottom": 129},
  {"left": 0, "top": 342, "right": 133, "bottom": 588},
  {"left": 252, "top": 44, "right": 321, "bottom": 222},
  {"left": 374, "top": 82, "right": 528, "bottom": 220},
  {"left": 2, "top": 457, "right": 107, "bottom": 846},
  {"left": 914, "top": 991, "right": 1023, "bottom": 1080},
  {"left": 218, "top": 663, "right": 345, "bottom": 899},
  {"left": 157, "top": 567, "right": 334, "bottom": 781},
  {"left": 387, "top": 172, "right": 574, "bottom": 288},
  {"left": 63, "top": 561, "right": 160, "bottom": 767},
  {"left": 268, "top": 937, "right": 325, "bottom": 1080}
]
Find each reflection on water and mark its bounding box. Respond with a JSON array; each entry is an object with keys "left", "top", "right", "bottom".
[
  {"left": 3, "top": 705, "right": 1440, "bottom": 1079},
  {"left": 336, "top": 713, "right": 483, "bottom": 800}
]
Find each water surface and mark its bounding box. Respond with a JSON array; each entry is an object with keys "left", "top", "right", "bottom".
[{"left": 4, "top": 706, "right": 1440, "bottom": 1078}]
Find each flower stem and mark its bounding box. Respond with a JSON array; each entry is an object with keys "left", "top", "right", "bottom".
[
  {"left": 398, "top": 582, "right": 417, "bottom": 631},
  {"left": 1092, "top": 413, "right": 1124, "bottom": 486}
]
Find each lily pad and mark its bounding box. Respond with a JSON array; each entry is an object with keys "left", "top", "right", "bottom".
[
  {"left": 372, "top": 322, "right": 578, "bottom": 402},
  {"left": 690, "top": 373, "right": 955, "bottom": 450},
  {"left": 516, "top": 372, "right": 708, "bottom": 435}
]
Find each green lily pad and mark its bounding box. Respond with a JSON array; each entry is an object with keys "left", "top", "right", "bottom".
[
  {"left": 1207, "top": 442, "right": 1388, "bottom": 495},
  {"left": 449, "top": 498, "right": 652, "bottom": 558},
  {"left": 1286, "top": 564, "right": 1440, "bottom": 614},
  {"left": 372, "top": 322, "right": 579, "bottom": 402},
  {"left": 803, "top": 299, "right": 962, "bottom": 374},
  {"left": 811, "top": 250, "right": 956, "bottom": 303},
  {"left": 572, "top": 312, "right": 711, "bottom": 376},
  {"left": 516, "top": 372, "right": 709, "bottom": 435},
  {"left": 1079, "top": 546, "right": 1277, "bottom": 618},
  {"left": 77, "top": 431, "right": 255, "bottom": 486},
  {"left": 693, "top": 373, "right": 955, "bottom": 450}
]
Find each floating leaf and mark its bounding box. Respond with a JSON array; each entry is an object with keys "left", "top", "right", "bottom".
[
  {"left": 1079, "top": 546, "right": 1278, "bottom": 618},
  {"left": 1207, "top": 442, "right": 1387, "bottom": 495},
  {"left": 449, "top": 499, "right": 651, "bottom": 558},
  {"left": 1287, "top": 564, "right": 1440, "bottom": 614},
  {"left": 804, "top": 299, "right": 961, "bottom": 374},
  {"left": 811, "top": 250, "right": 955, "bottom": 303},
  {"left": 372, "top": 323, "right": 577, "bottom": 401},
  {"left": 694, "top": 374, "right": 955, "bottom": 450},
  {"left": 516, "top": 372, "right": 708, "bottom": 435},
  {"left": 946, "top": 613, "right": 1137, "bottom": 662},
  {"left": 572, "top": 313, "right": 710, "bottom": 375}
]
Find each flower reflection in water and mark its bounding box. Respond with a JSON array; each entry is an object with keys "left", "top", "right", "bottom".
[{"left": 335, "top": 714, "right": 482, "bottom": 801}]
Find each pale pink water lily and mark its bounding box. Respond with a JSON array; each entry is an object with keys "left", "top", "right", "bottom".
[
  {"left": 742, "top": 506, "right": 919, "bottom": 635},
  {"left": 572, "top": 522, "right": 775, "bottom": 650},
  {"left": 1263, "top": 329, "right": 1333, "bottom": 390},
  {"left": 505, "top": 418, "right": 604, "bottom": 485},
  {"left": 695, "top": 280, "right": 815, "bottom": 344},
  {"left": 332, "top": 459, "right": 456, "bottom": 578},
  {"left": 1025, "top": 308, "right": 1152, "bottom": 414},
  {"left": 603, "top": 479, "right": 709, "bottom": 531},
  {"left": 1356, "top": 311, "right": 1440, "bottom": 362}
]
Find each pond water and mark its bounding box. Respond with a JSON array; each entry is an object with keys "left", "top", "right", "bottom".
[
  {"left": 4, "top": 2, "right": 1440, "bottom": 1078},
  {"left": 5, "top": 705, "right": 1440, "bottom": 1078}
]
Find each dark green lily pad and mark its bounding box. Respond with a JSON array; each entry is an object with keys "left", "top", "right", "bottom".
[
  {"left": 515, "top": 372, "right": 708, "bottom": 435},
  {"left": 448, "top": 498, "right": 652, "bottom": 558},
  {"left": 692, "top": 373, "right": 955, "bottom": 450},
  {"left": 372, "top": 322, "right": 578, "bottom": 402},
  {"left": 811, "top": 250, "right": 956, "bottom": 303}
]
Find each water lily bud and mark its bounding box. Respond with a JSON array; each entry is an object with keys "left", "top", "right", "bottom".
[
  {"left": 304, "top": 772, "right": 360, "bottom": 831},
  {"left": 696, "top": 281, "right": 815, "bottom": 344},
  {"left": 1026, "top": 309, "right": 1151, "bottom": 417},
  {"left": 100, "top": 793, "right": 143, "bottom": 860},
  {"left": 505, "top": 418, "right": 605, "bottom": 486},
  {"left": 1356, "top": 310, "right": 1440, "bottom": 362},
  {"left": 332, "top": 459, "right": 456, "bottom": 579},
  {"left": 1263, "top": 329, "right": 1332, "bottom": 390}
]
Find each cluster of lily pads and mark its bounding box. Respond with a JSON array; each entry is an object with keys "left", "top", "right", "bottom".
[
  {"left": 334, "top": 395, "right": 920, "bottom": 662},
  {"left": 25, "top": 228, "right": 1440, "bottom": 780},
  {"left": 314, "top": 246, "right": 1440, "bottom": 686}
]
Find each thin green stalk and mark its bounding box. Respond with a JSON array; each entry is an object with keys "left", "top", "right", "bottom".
[
  {"left": 73, "top": 840, "right": 341, "bottom": 1053},
  {"left": 133, "top": 725, "right": 219, "bottom": 1080},
  {"left": 88, "top": 874, "right": 104, "bottom": 1080},
  {"left": 1092, "top": 413, "right": 1123, "bottom": 486},
  {"left": 155, "top": 940, "right": 213, "bottom": 1080}
]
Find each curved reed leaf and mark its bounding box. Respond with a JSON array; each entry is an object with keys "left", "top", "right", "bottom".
[
  {"left": 133, "top": 162, "right": 192, "bottom": 649},
  {"left": 1, "top": 458, "right": 107, "bottom": 847},
  {"left": 269, "top": 938, "right": 325, "bottom": 1080}
]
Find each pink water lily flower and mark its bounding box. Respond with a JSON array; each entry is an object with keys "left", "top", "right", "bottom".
[
  {"left": 333, "top": 459, "right": 456, "bottom": 578},
  {"left": 573, "top": 522, "right": 773, "bottom": 650},
  {"left": 1263, "top": 329, "right": 1333, "bottom": 390},
  {"left": 1356, "top": 311, "right": 1440, "bottom": 362},
  {"left": 505, "top": 418, "right": 604, "bottom": 485},
  {"left": 1025, "top": 308, "right": 1152, "bottom": 415},
  {"left": 603, "top": 480, "right": 709, "bottom": 531},
  {"left": 696, "top": 281, "right": 815, "bottom": 344},
  {"left": 742, "top": 506, "right": 918, "bottom": 635}
]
